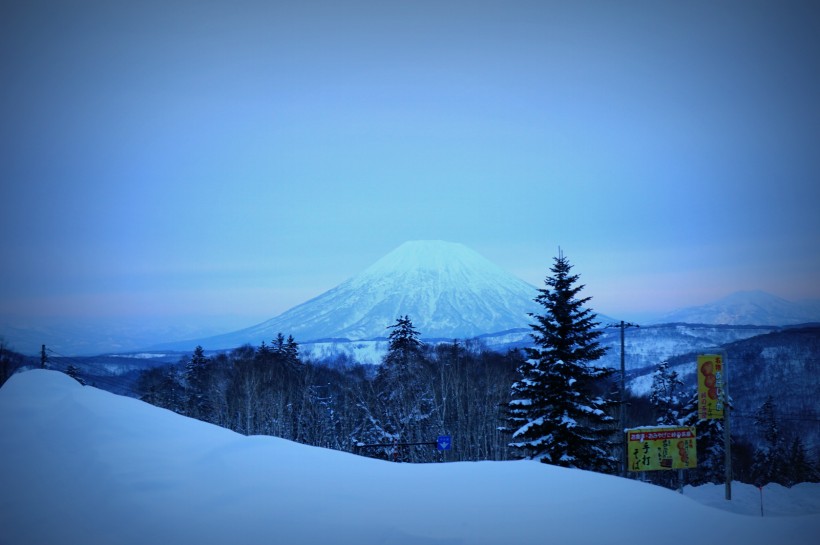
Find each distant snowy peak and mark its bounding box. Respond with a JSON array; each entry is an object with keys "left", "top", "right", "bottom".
[
  {"left": 188, "top": 240, "right": 544, "bottom": 348},
  {"left": 359, "top": 240, "right": 514, "bottom": 280},
  {"left": 652, "top": 290, "right": 820, "bottom": 326},
  {"left": 259, "top": 240, "right": 541, "bottom": 340},
  {"left": 351, "top": 240, "right": 526, "bottom": 298}
]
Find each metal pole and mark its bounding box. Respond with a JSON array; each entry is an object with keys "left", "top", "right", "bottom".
[
  {"left": 723, "top": 352, "right": 732, "bottom": 501},
  {"left": 607, "top": 320, "right": 637, "bottom": 477},
  {"left": 620, "top": 321, "right": 626, "bottom": 477}
]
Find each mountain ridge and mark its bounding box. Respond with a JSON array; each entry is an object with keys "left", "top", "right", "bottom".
[
  {"left": 155, "top": 241, "right": 544, "bottom": 350},
  {"left": 650, "top": 290, "right": 820, "bottom": 326},
  {"left": 5, "top": 243, "right": 819, "bottom": 355}
]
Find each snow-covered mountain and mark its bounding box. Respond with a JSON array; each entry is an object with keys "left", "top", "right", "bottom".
[
  {"left": 652, "top": 290, "right": 820, "bottom": 326},
  {"left": 163, "top": 240, "right": 545, "bottom": 350},
  {"left": 7, "top": 243, "right": 816, "bottom": 356}
]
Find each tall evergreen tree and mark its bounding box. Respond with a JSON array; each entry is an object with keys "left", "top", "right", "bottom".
[
  {"left": 507, "top": 251, "right": 616, "bottom": 473},
  {"left": 784, "top": 436, "right": 817, "bottom": 486},
  {"left": 373, "top": 316, "right": 434, "bottom": 461},
  {"left": 384, "top": 315, "right": 423, "bottom": 369},
  {"left": 161, "top": 366, "right": 185, "bottom": 414},
  {"left": 649, "top": 360, "right": 684, "bottom": 425},
  {"left": 272, "top": 333, "right": 301, "bottom": 369},
  {"left": 751, "top": 395, "right": 787, "bottom": 486},
  {"left": 679, "top": 389, "right": 727, "bottom": 485},
  {"left": 185, "top": 345, "right": 212, "bottom": 420}
]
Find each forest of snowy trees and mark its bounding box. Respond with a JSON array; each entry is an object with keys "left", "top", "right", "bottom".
[
  {"left": 135, "top": 329, "right": 522, "bottom": 463},
  {"left": 127, "top": 253, "right": 819, "bottom": 487},
  {"left": 3, "top": 250, "right": 802, "bottom": 488},
  {"left": 132, "top": 325, "right": 818, "bottom": 488}
]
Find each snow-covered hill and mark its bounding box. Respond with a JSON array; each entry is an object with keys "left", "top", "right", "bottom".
[
  {"left": 652, "top": 290, "right": 820, "bottom": 326},
  {"left": 627, "top": 326, "right": 820, "bottom": 452},
  {"left": 596, "top": 323, "right": 780, "bottom": 376},
  {"left": 162, "top": 240, "right": 545, "bottom": 349},
  {"left": 2, "top": 370, "right": 818, "bottom": 545}
]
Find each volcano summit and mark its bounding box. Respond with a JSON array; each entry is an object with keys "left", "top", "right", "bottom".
[{"left": 178, "top": 241, "right": 541, "bottom": 349}]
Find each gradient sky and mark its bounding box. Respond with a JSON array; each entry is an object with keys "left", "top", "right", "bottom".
[{"left": 2, "top": 1, "right": 819, "bottom": 336}]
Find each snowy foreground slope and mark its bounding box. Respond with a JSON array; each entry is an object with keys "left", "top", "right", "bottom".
[{"left": 1, "top": 371, "right": 818, "bottom": 545}]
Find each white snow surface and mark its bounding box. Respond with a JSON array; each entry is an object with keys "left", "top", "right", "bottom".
[{"left": 2, "top": 370, "right": 819, "bottom": 545}]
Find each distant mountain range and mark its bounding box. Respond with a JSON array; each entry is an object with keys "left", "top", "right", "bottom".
[
  {"left": 3, "top": 241, "right": 819, "bottom": 356},
  {"left": 650, "top": 290, "right": 820, "bottom": 326},
  {"left": 158, "top": 243, "right": 818, "bottom": 353}
]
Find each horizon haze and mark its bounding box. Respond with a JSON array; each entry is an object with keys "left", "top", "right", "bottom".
[
  {"left": 2, "top": 2, "right": 819, "bottom": 351},
  {"left": 3, "top": 240, "right": 819, "bottom": 356}
]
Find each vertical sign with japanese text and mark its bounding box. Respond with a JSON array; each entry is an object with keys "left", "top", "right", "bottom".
[
  {"left": 697, "top": 354, "right": 725, "bottom": 419},
  {"left": 627, "top": 427, "right": 697, "bottom": 472}
]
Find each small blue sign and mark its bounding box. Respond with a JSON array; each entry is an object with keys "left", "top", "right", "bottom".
[{"left": 437, "top": 435, "right": 452, "bottom": 451}]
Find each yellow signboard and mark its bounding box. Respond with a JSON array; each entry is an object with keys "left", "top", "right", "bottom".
[
  {"left": 627, "top": 427, "right": 697, "bottom": 472},
  {"left": 697, "top": 354, "right": 725, "bottom": 419}
]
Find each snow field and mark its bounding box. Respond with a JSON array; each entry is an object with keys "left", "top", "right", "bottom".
[{"left": 1, "top": 370, "right": 818, "bottom": 545}]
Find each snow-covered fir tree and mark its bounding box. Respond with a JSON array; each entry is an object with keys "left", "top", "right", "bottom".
[
  {"left": 65, "top": 364, "right": 86, "bottom": 386},
  {"left": 679, "top": 389, "right": 727, "bottom": 485},
  {"left": 161, "top": 367, "right": 185, "bottom": 414},
  {"left": 507, "top": 251, "right": 617, "bottom": 473},
  {"left": 271, "top": 333, "right": 300, "bottom": 370},
  {"left": 784, "top": 436, "right": 818, "bottom": 485},
  {"left": 372, "top": 316, "right": 435, "bottom": 462},
  {"left": 384, "top": 315, "right": 424, "bottom": 369},
  {"left": 649, "top": 360, "right": 684, "bottom": 425},
  {"left": 184, "top": 345, "right": 211, "bottom": 420},
  {"left": 751, "top": 395, "right": 786, "bottom": 486}
]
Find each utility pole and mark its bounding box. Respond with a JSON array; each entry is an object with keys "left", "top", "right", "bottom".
[
  {"left": 698, "top": 351, "right": 732, "bottom": 500},
  {"left": 723, "top": 352, "right": 732, "bottom": 501},
  {"left": 610, "top": 320, "right": 638, "bottom": 476}
]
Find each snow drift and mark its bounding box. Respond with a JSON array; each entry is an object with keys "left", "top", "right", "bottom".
[{"left": 1, "top": 370, "right": 818, "bottom": 545}]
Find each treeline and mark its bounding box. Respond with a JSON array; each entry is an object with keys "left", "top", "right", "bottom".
[
  {"left": 0, "top": 339, "right": 32, "bottom": 388},
  {"left": 129, "top": 320, "right": 819, "bottom": 487},
  {"left": 135, "top": 327, "right": 522, "bottom": 462},
  {"left": 650, "top": 326, "right": 820, "bottom": 457},
  {"left": 630, "top": 359, "right": 819, "bottom": 489}
]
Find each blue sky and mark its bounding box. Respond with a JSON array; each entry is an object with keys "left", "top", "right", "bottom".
[{"left": 2, "top": 1, "right": 819, "bottom": 335}]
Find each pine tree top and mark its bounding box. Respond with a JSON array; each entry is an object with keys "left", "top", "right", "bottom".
[
  {"left": 387, "top": 315, "right": 423, "bottom": 353},
  {"left": 527, "top": 253, "right": 607, "bottom": 367}
]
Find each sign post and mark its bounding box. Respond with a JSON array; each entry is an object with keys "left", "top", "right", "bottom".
[
  {"left": 626, "top": 426, "right": 697, "bottom": 472},
  {"left": 723, "top": 354, "right": 732, "bottom": 500},
  {"left": 697, "top": 353, "right": 731, "bottom": 500},
  {"left": 355, "top": 438, "right": 451, "bottom": 462},
  {"left": 436, "top": 435, "right": 451, "bottom": 451},
  {"left": 697, "top": 354, "right": 725, "bottom": 419}
]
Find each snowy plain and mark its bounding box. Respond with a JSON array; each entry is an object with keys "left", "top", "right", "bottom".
[{"left": 1, "top": 370, "right": 818, "bottom": 545}]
